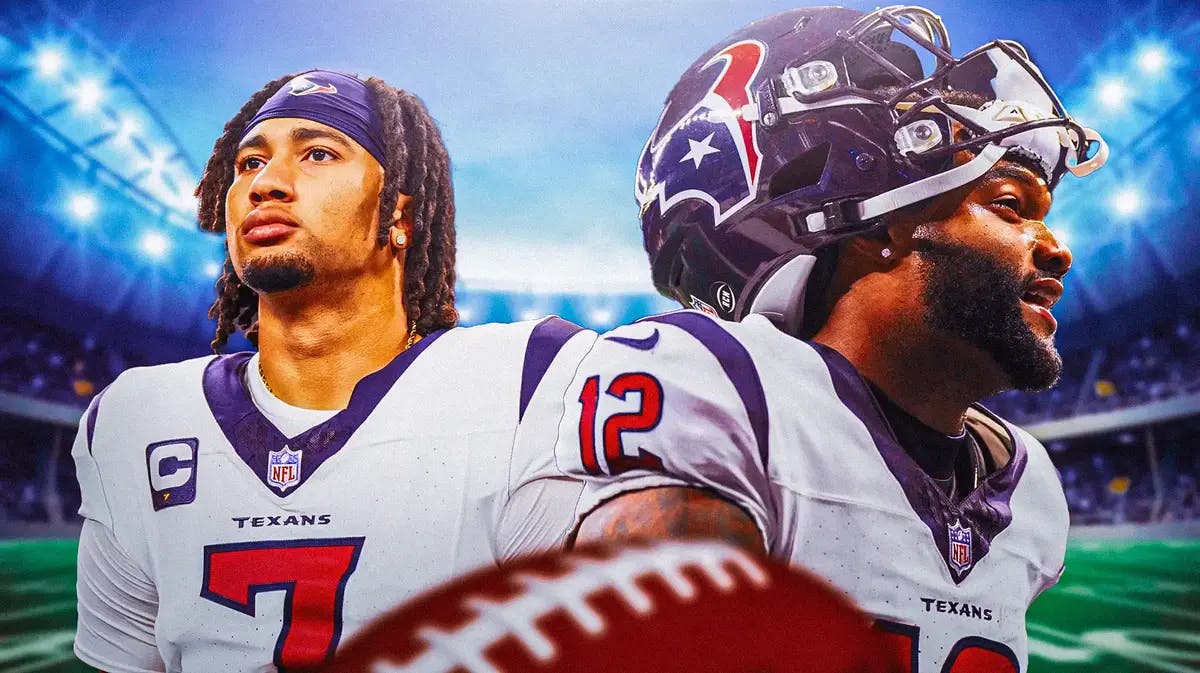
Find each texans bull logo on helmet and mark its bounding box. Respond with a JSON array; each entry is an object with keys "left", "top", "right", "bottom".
[{"left": 636, "top": 40, "right": 766, "bottom": 227}]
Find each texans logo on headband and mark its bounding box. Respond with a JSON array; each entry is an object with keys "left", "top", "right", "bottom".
[
  {"left": 636, "top": 40, "right": 766, "bottom": 226},
  {"left": 288, "top": 75, "right": 338, "bottom": 97}
]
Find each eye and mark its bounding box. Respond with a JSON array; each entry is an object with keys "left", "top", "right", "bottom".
[
  {"left": 306, "top": 148, "right": 338, "bottom": 162},
  {"left": 237, "top": 156, "right": 265, "bottom": 173}
]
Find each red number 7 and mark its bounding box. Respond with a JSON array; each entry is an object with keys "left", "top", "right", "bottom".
[{"left": 202, "top": 537, "right": 365, "bottom": 670}]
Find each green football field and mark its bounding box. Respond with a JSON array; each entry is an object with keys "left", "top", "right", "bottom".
[{"left": 0, "top": 538, "right": 1196, "bottom": 672}]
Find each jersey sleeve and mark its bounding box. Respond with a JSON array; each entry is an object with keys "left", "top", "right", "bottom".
[
  {"left": 72, "top": 392, "right": 113, "bottom": 527},
  {"left": 494, "top": 319, "right": 595, "bottom": 561},
  {"left": 1012, "top": 427, "right": 1070, "bottom": 605},
  {"left": 75, "top": 519, "right": 164, "bottom": 672},
  {"left": 71, "top": 389, "right": 165, "bottom": 672},
  {"left": 502, "top": 311, "right": 774, "bottom": 559}
]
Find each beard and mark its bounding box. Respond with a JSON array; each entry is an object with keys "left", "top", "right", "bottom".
[
  {"left": 915, "top": 238, "right": 1062, "bottom": 391},
  {"left": 240, "top": 251, "right": 316, "bottom": 294}
]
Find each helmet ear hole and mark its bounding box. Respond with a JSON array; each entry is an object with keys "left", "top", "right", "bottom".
[
  {"left": 768, "top": 142, "right": 831, "bottom": 199},
  {"left": 668, "top": 253, "right": 686, "bottom": 292}
]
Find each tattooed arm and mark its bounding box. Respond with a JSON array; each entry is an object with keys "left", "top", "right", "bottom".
[{"left": 571, "top": 486, "right": 764, "bottom": 554}]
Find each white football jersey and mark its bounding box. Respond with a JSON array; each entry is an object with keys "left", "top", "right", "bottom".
[
  {"left": 504, "top": 310, "right": 1069, "bottom": 673},
  {"left": 72, "top": 318, "right": 595, "bottom": 673}
]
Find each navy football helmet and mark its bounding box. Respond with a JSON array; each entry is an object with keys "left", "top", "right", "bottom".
[{"left": 637, "top": 5, "right": 1108, "bottom": 334}]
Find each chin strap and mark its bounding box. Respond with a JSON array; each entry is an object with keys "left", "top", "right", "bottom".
[
  {"left": 753, "top": 143, "right": 1008, "bottom": 332},
  {"left": 804, "top": 143, "right": 1009, "bottom": 233}
]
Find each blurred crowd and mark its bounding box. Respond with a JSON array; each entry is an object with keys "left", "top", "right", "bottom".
[
  {"left": 0, "top": 414, "right": 80, "bottom": 524},
  {"left": 987, "top": 311, "right": 1200, "bottom": 424},
  {"left": 1053, "top": 438, "right": 1199, "bottom": 525},
  {"left": 0, "top": 314, "right": 145, "bottom": 406}
]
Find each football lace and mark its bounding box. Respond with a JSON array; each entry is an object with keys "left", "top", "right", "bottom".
[{"left": 371, "top": 541, "right": 770, "bottom": 673}]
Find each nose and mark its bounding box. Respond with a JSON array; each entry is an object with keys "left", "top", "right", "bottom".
[
  {"left": 248, "top": 158, "right": 294, "bottom": 205},
  {"left": 1033, "top": 222, "right": 1073, "bottom": 278}
]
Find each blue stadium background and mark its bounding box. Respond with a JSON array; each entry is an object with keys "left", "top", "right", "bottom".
[{"left": 0, "top": 1, "right": 1198, "bottom": 671}]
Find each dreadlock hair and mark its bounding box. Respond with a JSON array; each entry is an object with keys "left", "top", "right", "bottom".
[{"left": 195, "top": 73, "right": 458, "bottom": 353}]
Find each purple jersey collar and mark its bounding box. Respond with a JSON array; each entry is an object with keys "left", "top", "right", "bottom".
[
  {"left": 241, "top": 70, "right": 387, "bottom": 166},
  {"left": 809, "top": 341, "right": 1027, "bottom": 584},
  {"left": 203, "top": 330, "right": 445, "bottom": 497}
]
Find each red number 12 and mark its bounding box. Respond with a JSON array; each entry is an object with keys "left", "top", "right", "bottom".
[
  {"left": 579, "top": 373, "right": 665, "bottom": 475},
  {"left": 877, "top": 620, "right": 1020, "bottom": 673}
]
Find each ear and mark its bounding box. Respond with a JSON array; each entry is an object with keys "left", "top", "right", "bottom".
[
  {"left": 875, "top": 204, "right": 937, "bottom": 258},
  {"left": 388, "top": 193, "right": 414, "bottom": 251},
  {"left": 391, "top": 192, "right": 412, "bottom": 224},
  {"left": 842, "top": 221, "right": 913, "bottom": 270}
]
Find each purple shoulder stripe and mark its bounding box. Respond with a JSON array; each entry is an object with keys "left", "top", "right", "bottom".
[
  {"left": 808, "top": 342, "right": 1027, "bottom": 584},
  {"left": 519, "top": 317, "right": 585, "bottom": 421},
  {"left": 640, "top": 312, "right": 770, "bottom": 469},
  {"left": 85, "top": 384, "right": 111, "bottom": 455}
]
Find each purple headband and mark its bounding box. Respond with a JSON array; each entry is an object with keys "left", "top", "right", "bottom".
[{"left": 240, "top": 70, "right": 387, "bottom": 165}]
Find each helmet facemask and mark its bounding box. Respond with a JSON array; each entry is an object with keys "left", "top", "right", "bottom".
[{"left": 761, "top": 5, "right": 1107, "bottom": 228}]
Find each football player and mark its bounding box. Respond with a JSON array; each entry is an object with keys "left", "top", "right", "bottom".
[
  {"left": 501, "top": 6, "right": 1108, "bottom": 673},
  {"left": 71, "top": 70, "right": 593, "bottom": 671}
]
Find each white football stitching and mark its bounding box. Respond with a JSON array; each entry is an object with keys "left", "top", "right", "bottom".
[{"left": 369, "top": 541, "right": 769, "bottom": 673}]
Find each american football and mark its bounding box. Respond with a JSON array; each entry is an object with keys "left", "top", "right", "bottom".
[{"left": 324, "top": 540, "right": 901, "bottom": 673}]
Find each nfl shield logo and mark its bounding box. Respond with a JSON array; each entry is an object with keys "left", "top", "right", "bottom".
[
  {"left": 267, "top": 446, "right": 302, "bottom": 492},
  {"left": 690, "top": 295, "right": 718, "bottom": 316},
  {"left": 948, "top": 520, "right": 973, "bottom": 576}
]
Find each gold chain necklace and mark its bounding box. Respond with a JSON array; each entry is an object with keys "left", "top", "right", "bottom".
[
  {"left": 257, "top": 321, "right": 418, "bottom": 397},
  {"left": 257, "top": 359, "right": 276, "bottom": 397}
]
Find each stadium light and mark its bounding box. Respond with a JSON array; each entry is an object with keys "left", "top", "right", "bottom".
[
  {"left": 33, "top": 47, "right": 66, "bottom": 78},
  {"left": 589, "top": 307, "right": 615, "bottom": 326},
  {"left": 68, "top": 193, "right": 97, "bottom": 222},
  {"left": 114, "top": 115, "right": 140, "bottom": 145},
  {"left": 1135, "top": 45, "right": 1168, "bottom": 75},
  {"left": 1096, "top": 77, "right": 1129, "bottom": 110},
  {"left": 73, "top": 78, "right": 105, "bottom": 112},
  {"left": 1111, "top": 188, "right": 1142, "bottom": 217},
  {"left": 140, "top": 146, "right": 172, "bottom": 179},
  {"left": 203, "top": 260, "right": 222, "bottom": 278},
  {"left": 140, "top": 231, "right": 170, "bottom": 259}
]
